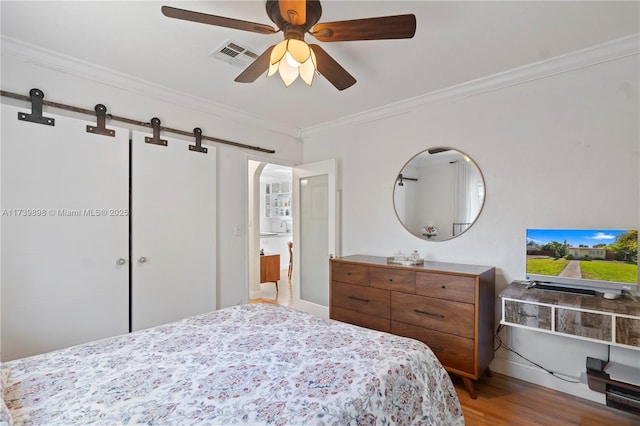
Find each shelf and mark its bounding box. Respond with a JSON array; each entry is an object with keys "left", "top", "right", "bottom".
[
  {"left": 500, "top": 282, "right": 640, "bottom": 350},
  {"left": 264, "top": 181, "right": 292, "bottom": 218}
]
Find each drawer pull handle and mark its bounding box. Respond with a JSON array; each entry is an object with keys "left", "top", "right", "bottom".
[
  {"left": 388, "top": 278, "right": 393, "bottom": 282},
  {"left": 348, "top": 296, "right": 369, "bottom": 303},
  {"left": 431, "top": 345, "right": 445, "bottom": 352},
  {"left": 414, "top": 309, "right": 444, "bottom": 319},
  {"left": 441, "top": 285, "right": 446, "bottom": 289}
]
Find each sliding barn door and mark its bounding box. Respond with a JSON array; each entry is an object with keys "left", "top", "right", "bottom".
[
  {"left": 130, "top": 130, "right": 216, "bottom": 331},
  {"left": 1, "top": 104, "right": 129, "bottom": 361}
]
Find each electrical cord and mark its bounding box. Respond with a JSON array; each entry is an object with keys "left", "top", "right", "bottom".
[{"left": 494, "top": 324, "right": 580, "bottom": 384}]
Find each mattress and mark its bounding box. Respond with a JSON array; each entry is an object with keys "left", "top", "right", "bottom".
[{"left": 2, "top": 304, "right": 463, "bottom": 425}]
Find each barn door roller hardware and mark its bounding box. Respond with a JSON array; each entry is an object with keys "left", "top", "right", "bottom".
[
  {"left": 17, "top": 88, "right": 55, "bottom": 126},
  {"left": 144, "top": 117, "right": 168, "bottom": 146},
  {"left": 86, "top": 104, "right": 116, "bottom": 137},
  {"left": 1, "top": 88, "right": 275, "bottom": 153},
  {"left": 189, "top": 128, "right": 208, "bottom": 154}
]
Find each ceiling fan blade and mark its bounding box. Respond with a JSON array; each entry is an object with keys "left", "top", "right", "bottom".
[
  {"left": 311, "top": 14, "right": 416, "bottom": 42},
  {"left": 278, "top": 0, "right": 306, "bottom": 25},
  {"left": 235, "top": 46, "right": 275, "bottom": 83},
  {"left": 309, "top": 45, "right": 356, "bottom": 91},
  {"left": 161, "top": 6, "right": 277, "bottom": 35}
]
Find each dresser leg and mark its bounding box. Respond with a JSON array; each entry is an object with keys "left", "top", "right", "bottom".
[
  {"left": 485, "top": 367, "right": 492, "bottom": 377},
  {"left": 462, "top": 377, "right": 477, "bottom": 399}
]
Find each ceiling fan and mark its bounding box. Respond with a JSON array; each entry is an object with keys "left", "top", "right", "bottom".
[{"left": 161, "top": 1, "right": 416, "bottom": 90}]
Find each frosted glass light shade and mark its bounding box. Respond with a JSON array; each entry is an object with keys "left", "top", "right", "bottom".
[{"left": 268, "top": 39, "right": 317, "bottom": 87}]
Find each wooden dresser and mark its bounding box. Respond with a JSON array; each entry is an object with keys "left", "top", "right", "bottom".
[
  {"left": 330, "top": 254, "right": 495, "bottom": 398},
  {"left": 260, "top": 253, "right": 280, "bottom": 290}
]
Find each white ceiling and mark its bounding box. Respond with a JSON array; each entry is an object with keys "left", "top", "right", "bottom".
[{"left": 1, "top": 1, "right": 638, "bottom": 136}]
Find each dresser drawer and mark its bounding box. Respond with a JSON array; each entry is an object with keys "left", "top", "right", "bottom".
[
  {"left": 332, "top": 306, "right": 391, "bottom": 333},
  {"left": 370, "top": 266, "right": 415, "bottom": 292},
  {"left": 416, "top": 272, "right": 475, "bottom": 303},
  {"left": 331, "top": 262, "right": 369, "bottom": 286},
  {"left": 332, "top": 281, "right": 390, "bottom": 318},
  {"left": 391, "top": 292, "right": 474, "bottom": 338},
  {"left": 391, "top": 321, "right": 474, "bottom": 374}
]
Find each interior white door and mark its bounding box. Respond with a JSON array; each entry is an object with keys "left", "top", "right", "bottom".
[
  {"left": 292, "top": 159, "right": 338, "bottom": 318},
  {"left": 1, "top": 104, "right": 129, "bottom": 361},
  {"left": 131, "top": 130, "right": 216, "bottom": 331}
]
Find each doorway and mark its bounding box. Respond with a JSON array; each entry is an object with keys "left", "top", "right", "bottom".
[
  {"left": 248, "top": 161, "right": 293, "bottom": 307},
  {"left": 247, "top": 158, "right": 338, "bottom": 318}
]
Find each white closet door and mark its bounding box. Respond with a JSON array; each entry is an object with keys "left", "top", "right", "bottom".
[
  {"left": 1, "top": 104, "right": 129, "bottom": 361},
  {"left": 131, "top": 131, "right": 216, "bottom": 331}
]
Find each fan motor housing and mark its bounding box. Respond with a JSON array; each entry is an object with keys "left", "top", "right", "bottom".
[{"left": 266, "top": 0, "right": 323, "bottom": 32}]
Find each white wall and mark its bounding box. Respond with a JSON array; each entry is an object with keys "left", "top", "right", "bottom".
[
  {"left": 0, "top": 46, "right": 302, "bottom": 309},
  {"left": 2, "top": 23, "right": 638, "bottom": 405},
  {"left": 302, "top": 48, "right": 639, "bottom": 402}
]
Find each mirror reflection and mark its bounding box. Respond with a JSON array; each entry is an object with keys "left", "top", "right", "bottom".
[{"left": 393, "top": 147, "right": 485, "bottom": 241}]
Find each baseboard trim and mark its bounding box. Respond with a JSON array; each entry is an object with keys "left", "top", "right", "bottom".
[{"left": 490, "top": 356, "right": 605, "bottom": 404}]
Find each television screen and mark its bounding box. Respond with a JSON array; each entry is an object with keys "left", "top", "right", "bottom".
[{"left": 525, "top": 229, "right": 638, "bottom": 292}]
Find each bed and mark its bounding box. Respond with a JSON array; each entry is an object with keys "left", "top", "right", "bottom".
[{"left": 1, "top": 304, "right": 464, "bottom": 425}]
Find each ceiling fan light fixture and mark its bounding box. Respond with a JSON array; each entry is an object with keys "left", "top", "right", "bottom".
[
  {"left": 270, "top": 40, "right": 288, "bottom": 65},
  {"left": 284, "top": 51, "right": 301, "bottom": 67},
  {"left": 287, "top": 39, "right": 311, "bottom": 64},
  {"left": 299, "top": 49, "right": 317, "bottom": 85},
  {"left": 277, "top": 59, "right": 300, "bottom": 87},
  {"left": 268, "top": 39, "right": 317, "bottom": 87}
]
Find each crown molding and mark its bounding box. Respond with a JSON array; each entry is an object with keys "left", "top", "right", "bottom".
[
  {"left": 3, "top": 34, "right": 637, "bottom": 142},
  {"left": 0, "top": 36, "right": 302, "bottom": 139},
  {"left": 300, "top": 33, "right": 640, "bottom": 138}
]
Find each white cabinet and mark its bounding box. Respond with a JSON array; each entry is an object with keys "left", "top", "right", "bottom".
[
  {"left": 1, "top": 105, "right": 217, "bottom": 360},
  {"left": 265, "top": 181, "right": 291, "bottom": 218}
]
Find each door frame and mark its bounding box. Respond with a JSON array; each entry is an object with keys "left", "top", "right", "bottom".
[
  {"left": 247, "top": 158, "right": 295, "bottom": 303},
  {"left": 246, "top": 157, "right": 339, "bottom": 318}
]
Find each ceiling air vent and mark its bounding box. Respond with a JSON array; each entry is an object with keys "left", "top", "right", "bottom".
[{"left": 211, "top": 40, "right": 260, "bottom": 68}]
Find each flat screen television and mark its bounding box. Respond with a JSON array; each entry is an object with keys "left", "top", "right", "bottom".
[{"left": 525, "top": 229, "right": 638, "bottom": 294}]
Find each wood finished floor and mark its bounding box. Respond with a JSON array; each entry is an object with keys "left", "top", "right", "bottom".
[
  {"left": 249, "top": 268, "right": 292, "bottom": 308},
  {"left": 452, "top": 373, "right": 639, "bottom": 425},
  {"left": 250, "top": 273, "right": 639, "bottom": 425}
]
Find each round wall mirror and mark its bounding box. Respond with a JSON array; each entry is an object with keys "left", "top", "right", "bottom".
[{"left": 393, "top": 147, "right": 486, "bottom": 241}]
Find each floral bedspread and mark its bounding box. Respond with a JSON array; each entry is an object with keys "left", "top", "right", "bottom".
[{"left": 2, "top": 304, "right": 463, "bottom": 425}]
